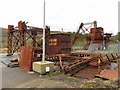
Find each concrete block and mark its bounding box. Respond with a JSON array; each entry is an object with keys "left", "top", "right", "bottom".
[{"left": 33, "top": 61, "right": 54, "bottom": 74}]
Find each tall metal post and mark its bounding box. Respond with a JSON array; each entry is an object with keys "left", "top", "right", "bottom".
[{"left": 43, "top": 0, "right": 45, "bottom": 62}]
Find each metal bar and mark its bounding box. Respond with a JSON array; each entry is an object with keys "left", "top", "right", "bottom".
[
  {"left": 12, "top": 33, "right": 38, "bottom": 54},
  {"left": 111, "top": 53, "right": 115, "bottom": 60},
  {"left": 43, "top": 0, "right": 45, "bottom": 62},
  {"left": 106, "top": 54, "right": 110, "bottom": 61},
  {"left": 11, "top": 33, "right": 19, "bottom": 41},
  {"left": 7, "top": 33, "right": 13, "bottom": 55},
  {"left": 25, "top": 30, "right": 42, "bottom": 48},
  {"left": 59, "top": 56, "right": 62, "bottom": 71}
]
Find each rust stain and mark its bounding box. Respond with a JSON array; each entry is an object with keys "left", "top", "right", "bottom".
[{"left": 95, "top": 69, "right": 118, "bottom": 80}]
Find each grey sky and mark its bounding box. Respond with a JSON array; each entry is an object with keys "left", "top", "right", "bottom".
[{"left": 0, "top": 0, "right": 119, "bottom": 35}]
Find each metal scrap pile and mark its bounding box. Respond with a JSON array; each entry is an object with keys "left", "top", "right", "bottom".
[{"left": 5, "top": 21, "right": 120, "bottom": 80}]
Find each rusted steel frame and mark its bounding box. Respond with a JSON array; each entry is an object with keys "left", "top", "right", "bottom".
[
  {"left": 11, "top": 33, "right": 20, "bottom": 41},
  {"left": 70, "top": 54, "right": 100, "bottom": 60},
  {"left": 70, "top": 63, "right": 89, "bottom": 76},
  {"left": 46, "top": 54, "right": 71, "bottom": 70},
  {"left": 90, "top": 53, "right": 120, "bottom": 66},
  {"left": 105, "top": 53, "right": 119, "bottom": 61},
  {"left": 63, "top": 59, "right": 89, "bottom": 74},
  {"left": 99, "top": 55, "right": 104, "bottom": 63},
  {"left": 12, "top": 32, "right": 32, "bottom": 54},
  {"left": 105, "top": 54, "right": 110, "bottom": 61},
  {"left": 46, "top": 55, "right": 60, "bottom": 61},
  {"left": 12, "top": 39, "right": 20, "bottom": 51},
  {"left": 109, "top": 58, "right": 117, "bottom": 61},
  {"left": 115, "top": 53, "right": 120, "bottom": 58},
  {"left": 20, "top": 31, "right": 26, "bottom": 46},
  {"left": 25, "top": 30, "right": 42, "bottom": 48},
  {"left": 32, "top": 34, "right": 36, "bottom": 47},
  {"left": 24, "top": 35, "right": 31, "bottom": 42},
  {"left": 71, "top": 52, "right": 100, "bottom": 56},
  {"left": 11, "top": 32, "right": 20, "bottom": 50},
  {"left": 28, "top": 27, "right": 43, "bottom": 32},
  {"left": 14, "top": 33, "right": 20, "bottom": 46},
  {"left": 50, "top": 54, "right": 69, "bottom": 69},
  {"left": 68, "top": 60, "right": 83, "bottom": 69},
  {"left": 46, "top": 56, "right": 70, "bottom": 62},
  {"left": 8, "top": 29, "right": 19, "bottom": 32},
  {"left": 11, "top": 32, "right": 22, "bottom": 54},
  {"left": 19, "top": 31, "right": 24, "bottom": 47},
  {"left": 66, "top": 57, "right": 93, "bottom": 67},
  {"left": 63, "top": 59, "right": 88, "bottom": 72},
  {"left": 46, "top": 54, "right": 69, "bottom": 58},
  {"left": 63, "top": 56, "right": 99, "bottom": 74},
  {"left": 59, "top": 56, "right": 62, "bottom": 71},
  {"left": 111, "top": 53, "right": 115, "bottom": 60},
  {"left": 12, "top": 37, "right": 19, "bottom": 50},
  {"left": 7, "top": 33, "right": 13, "bottom": 55},
  {"left": 67, "top": 56, "right": 83, "bottom": 60},
  {"left": 12, "top": 31, "right": 20, "bottom": 42},
  {"left": 46, "top": 58, "right": 59, "bottom": 61},
  {"left": 72, "top": 23, "right": 83, "bottom": 45},
  {"left": 12, "top": 35, "right": 33, "bottom": 54},
  {"left": 83, "top": 26, "right": 90, "bottom": 33},
  {"left": 12, "top": 45, "right": 21, "bottom": 54},
  {"left": 46, "top": 55, "right": 70, "bottom": 61}
]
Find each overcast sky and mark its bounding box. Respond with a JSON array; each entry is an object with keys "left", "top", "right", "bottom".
[{"left": 0, "top": 0, "right": 119, "bottom": 35}]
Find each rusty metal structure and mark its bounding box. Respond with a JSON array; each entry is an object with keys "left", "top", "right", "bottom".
[
  {"left": 7, "top": 21, "right": 119, "bottom": 80},
  {"left": 7, "top": 21, "right": 71, "bottom": 71},
  {"left": 20, "top": 46, "right": 42, "bottom": 71},
  {"left": 87, "top": 27, "right": 104, "bottom": 44},
  {"left": 7, "top": 21, "right": 50, "bottom": 56},
  {"left": 62, "top": 53, "right": 119, "bottom": 78},
  {"left": 7, "top": 20, "right": 112, "bottom": 56},
  {"left": 46, "top": 34, "right": 71, "bottom": 55},
  {"left": 72, "top": 21, "right": 112, "bottom": 47},
  {"left": 95, "top": 69, "right": 118, "bottom": 80},
  {"left": 7, "top": 21, "right": 71, "bottom": 56},
  {"left": 72, "top": 21, "right": 97, "bottom": 45}
]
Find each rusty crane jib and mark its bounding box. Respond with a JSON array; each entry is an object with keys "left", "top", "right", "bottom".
[{"left": 72, "top": 21, "right": 97, "bottom": 45}]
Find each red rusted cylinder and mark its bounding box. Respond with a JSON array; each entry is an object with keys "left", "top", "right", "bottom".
[{"left": 90, "top": 27, "right": 104, "bottom": 43}]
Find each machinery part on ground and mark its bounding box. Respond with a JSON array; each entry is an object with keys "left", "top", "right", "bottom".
[
  {"left": 46, "top": 52, "right": 100, "bottom": 71},
  {"left": 7, "top": 62, "right": 19, "bottom": 68},
  {"left": 73, "top": 63, "right": 109, "bottom": 79},
  {"left": 63, "top": 56, "right": 100, "bottom": 75},
  {"left": 6, "top": 58, "right": 19, "bottom": 68},
  {"left": 89, "top": 53, "right": 119, "bottom": 66},
  {"left": 95, "top": 69, "right": 118, "bottom": 80},
  {"left": 63, "top": 53, "right": 119, "bottom": 76}
]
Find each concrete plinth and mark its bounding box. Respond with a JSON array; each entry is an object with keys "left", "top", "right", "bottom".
[{"left": 33, "top": 61, "right": 54, "bottom": 74}]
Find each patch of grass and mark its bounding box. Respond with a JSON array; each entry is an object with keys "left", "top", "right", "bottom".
[
  {"left": 64, "top": 76, "right": 79, "bottom": 81},
  {"left": 47, "top": 71, "right": 61, "bottom": 77},
  {"left": 0, "top": 48, "right": 7, "bottom": 53},
  {"left": 80, "top": 80, "right": 106, "bottom": 88}
]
